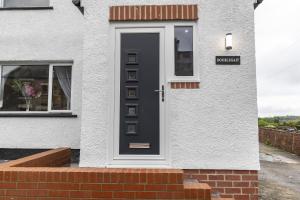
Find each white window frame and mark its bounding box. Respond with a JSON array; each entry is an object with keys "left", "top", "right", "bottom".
[
  {"left": 169, "top": 23, "right": 199, "bottom": 82},
  {"left": 49, "top": 63, "right": 73, "bottom": 113},
  {"left": 0, "top": 63, "right": 73, "bottom": 114},
  {"left": 0, "top": 65, "right": 2, "bottom": 109}
]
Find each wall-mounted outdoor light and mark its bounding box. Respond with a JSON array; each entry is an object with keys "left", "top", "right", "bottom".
[{"left": 225, "top": 33, "right": 233, "bottom": 50}]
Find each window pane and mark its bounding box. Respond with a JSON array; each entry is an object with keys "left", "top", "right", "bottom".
[
  {"left": 0, "top": 65, "right": 49, "bottom": 112},
  {"left": 52, "top": 66, "right": 72, "bottom": 110},
  {"left": 175, "top": 26, "right": 194, "bottom": 76},
  {"left": 4, "top": 0, "right": 49, "bottom": 7}
]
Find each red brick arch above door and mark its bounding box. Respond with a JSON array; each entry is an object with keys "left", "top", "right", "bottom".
[{"left": 109, "top": 5, "right": 198, "bottom": 21}]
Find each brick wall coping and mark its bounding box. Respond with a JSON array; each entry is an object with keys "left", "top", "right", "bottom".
[
  {"left": 0, "top": 167, "right": 258, "bottom": 174},
  {"left": 184, "top": 169, "right": 258, "bottom": 174},
  {"left": 260, "top": 127, "right": 299, "bottom": 134},
  {"left": 0, "top": 148, "right": 71, "bottom": 168},
  {"left": 0, "top": 166, "right": 183, "bottom": 174},
  {"left": 0, "top": 147, "right": 183, "bottom": 174}
]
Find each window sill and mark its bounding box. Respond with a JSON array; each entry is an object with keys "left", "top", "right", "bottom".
[
  {"left": 0, "top": 7, "right": 53, "bottom": 11},
  {"left": 168, "top": 79, "right": 200, "bottom": 83},
  {"left": 0, "top": 113, "right": 77, "bottom": 118}
]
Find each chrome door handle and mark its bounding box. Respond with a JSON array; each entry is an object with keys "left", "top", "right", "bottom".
[{"left": 154, "top": 85, "right": 164, "bottom": 102}]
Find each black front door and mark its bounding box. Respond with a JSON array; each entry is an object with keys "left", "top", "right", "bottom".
[{"left": 119, "top": 33, "right": 160, "bottom": 155}]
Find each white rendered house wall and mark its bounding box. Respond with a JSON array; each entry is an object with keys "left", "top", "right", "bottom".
[
  {"left": 79, "top": 0, "right": 260, "bottom": 170},
  {"left": 0, "top": 0, "right": 83, "bottom": 149}
]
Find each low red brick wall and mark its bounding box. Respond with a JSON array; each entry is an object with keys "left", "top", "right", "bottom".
[
  {"left": 259, "top": 128, "right": 300, "bottom": 155},
  {"left": 184, "top": 170, "right": 258, "bottom": 200},
  {"left": 0, "top": 148, "right": 259, "bottom": 199},
  {"left": 0, "top": 167, "right": 187, "bottom": 199},
  {"left": 0, "top": 149, "right": 208, "bottom": 200}
]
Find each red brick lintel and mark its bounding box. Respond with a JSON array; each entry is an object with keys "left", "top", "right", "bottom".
[{"left": 109, "top": 5, "right": 198, "bottom": 21}]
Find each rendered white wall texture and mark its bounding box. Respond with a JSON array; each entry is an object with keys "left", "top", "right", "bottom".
[
  {"left": 0, "top": 0, "right": 84, "bottom": 149},
  {"left": 80, "top": 0, "right": 260, "bottom": 170}
]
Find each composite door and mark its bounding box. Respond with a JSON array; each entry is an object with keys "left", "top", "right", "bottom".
[{"left": 119, "top": 33, "right": 160, "bottom": 155}]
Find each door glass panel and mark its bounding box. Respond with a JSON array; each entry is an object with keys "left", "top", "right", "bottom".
[
  {"left": 126, "top": 87, "right": 138, "bottom": 99},
  {"left": 127, "top": 53, "right": 138, "bottom": 64},
  {"left": 126, "top": 69, "right": 138, "bottom": 82},
  {"left": 126, "top": 121, "right": 138, "bottom": 135},
  {"left": 126, "top": 104, "right": 138, "bottom": 117},
  {"left": 128, "top": 107, "right": 136, "bottom": 116}
]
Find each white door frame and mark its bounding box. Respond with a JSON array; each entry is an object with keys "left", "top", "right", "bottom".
[{"left": 108, "top": 26, "right": 169, "bottom": 167}]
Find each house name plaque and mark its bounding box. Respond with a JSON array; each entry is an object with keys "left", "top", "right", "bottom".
[{"left": 216, "top": 56, "right": 241, "bottom": 65}]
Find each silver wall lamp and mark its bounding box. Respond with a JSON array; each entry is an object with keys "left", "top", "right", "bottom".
[{"left": 225, "top": 33, "right": 233, "bottom": 50}]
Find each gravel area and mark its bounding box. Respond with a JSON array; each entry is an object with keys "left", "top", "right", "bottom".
[{"left": 259, "top": 143, "right": 300, "bottom": 200}]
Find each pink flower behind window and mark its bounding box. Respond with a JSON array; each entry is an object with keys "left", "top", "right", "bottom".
[
  {"left": 24, "top": 84, "right": 36, "bottom": 97},
  {"left": 9, "top": 80, "right": 43, "bottom": 111},
  {"left": 21, "top": 82, "right": 42, "bottom": 99}
]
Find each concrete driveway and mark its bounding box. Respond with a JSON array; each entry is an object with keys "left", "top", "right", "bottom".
[{"left": 259, "top": 143, "right": 300, "bottom": 200}]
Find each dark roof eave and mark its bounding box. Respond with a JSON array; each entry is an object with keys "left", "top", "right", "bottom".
[
  {"left": 254, "top": 0, "right": 263, "bottom": 9},
  {"left": 72, "top": 0, "right": 84, "bottom": 14}
]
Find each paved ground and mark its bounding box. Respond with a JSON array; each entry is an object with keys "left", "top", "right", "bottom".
[{"left": 259, "top": 143, "right": 300, "bottom": 200}]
